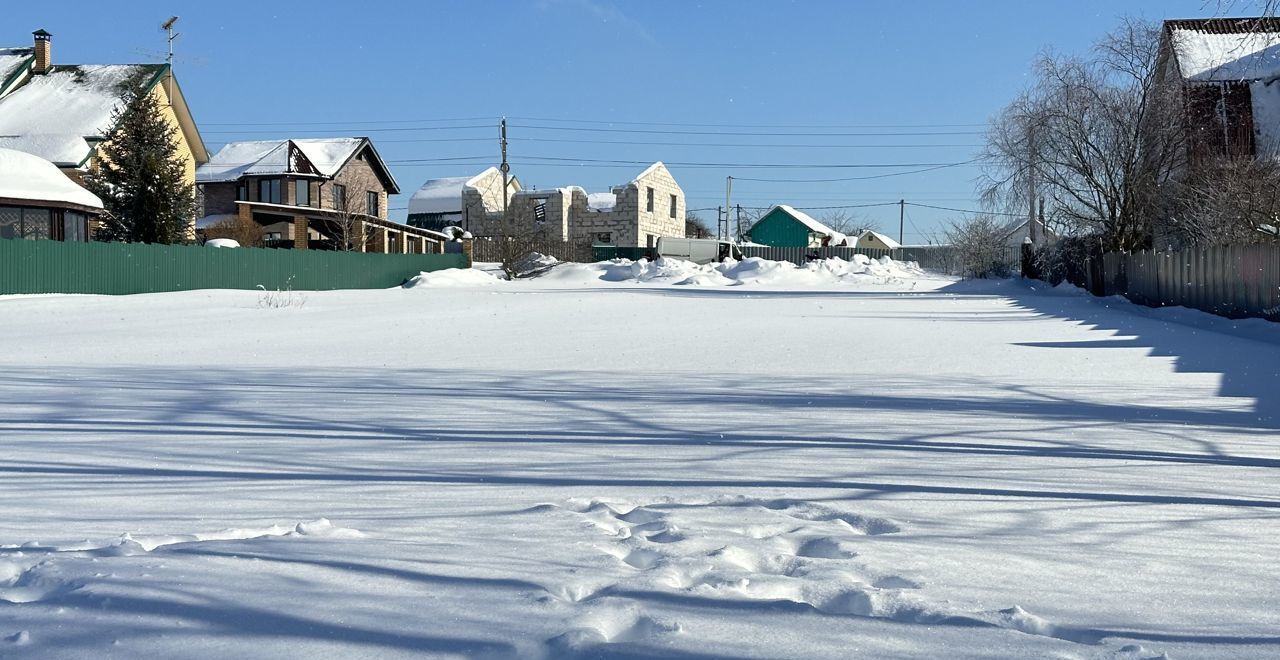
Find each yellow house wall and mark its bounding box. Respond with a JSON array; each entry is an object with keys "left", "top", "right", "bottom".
[{"left": 79, "top": 76, "right": 201, "bottom": 239}]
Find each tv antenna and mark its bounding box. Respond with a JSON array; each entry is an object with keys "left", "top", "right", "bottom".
[{"left": 162, "top": 16, "right": 179, "bottom": 104}]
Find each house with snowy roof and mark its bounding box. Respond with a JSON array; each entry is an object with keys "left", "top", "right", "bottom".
[
  {"left": 471, "top": 162, "right": 686, "bottom": 247},
  {"left": 0, "top": 30, "right": 207, "bottom": 187},
  {"left": 406, "top": 167, "right": 521, "bottom": 232},
  {"left": 0, "top": 147, "right": 102, "bottom": 241},
  {"left": 196, "top": 137, "right": 446, "bottom": 253},
  {"left": 746, "top": 205, "right": 850, "bottom": 248},
  {"left": 1152, "top": 18, "right": 1280, "bottom": 163},
  {"left": 853, "top": 230, "right": 901, "bottom": 251}
]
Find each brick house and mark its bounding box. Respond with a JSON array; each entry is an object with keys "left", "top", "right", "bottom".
[
  {"left": 196, "top": 137, "right": 446, "bottom": 253},
  {"left": 0, "top": 30, "right": 208, "bottom": 238},
  {"left": 467, "top": 162, "right": 686, "bottom": 247}
]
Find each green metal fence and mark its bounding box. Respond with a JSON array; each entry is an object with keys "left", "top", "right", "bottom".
[
  {"left": 592, "top": 245, "right": 659, "bottom": 261},
  {"left": 0, "top": 239, "right": 470, "bottom": 295}
]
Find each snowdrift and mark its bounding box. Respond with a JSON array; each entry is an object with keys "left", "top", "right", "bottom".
[{"left": 536, "top": 255, "right": 925, "bottom": 287}]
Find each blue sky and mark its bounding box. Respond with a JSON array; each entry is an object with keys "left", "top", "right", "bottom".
[{"left": 7, "top": 0, "right": 1233, "bottom": 240}]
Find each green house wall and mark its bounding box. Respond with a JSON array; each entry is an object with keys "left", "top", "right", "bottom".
[{"left": 747, "top": 207, "right": 815, "bottom": 247}]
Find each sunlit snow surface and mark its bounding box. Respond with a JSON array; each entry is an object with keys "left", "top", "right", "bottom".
[{"left": 1, "top": 258, "right": 1277, "bottom": 659}]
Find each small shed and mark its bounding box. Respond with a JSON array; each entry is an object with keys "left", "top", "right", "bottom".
[{"left": 747, "top": 205, "right": 847, "bottom": 247}]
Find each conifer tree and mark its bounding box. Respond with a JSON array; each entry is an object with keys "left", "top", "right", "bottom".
[{"left": 86, "top": 72, "right": 196, "bottom": 244}]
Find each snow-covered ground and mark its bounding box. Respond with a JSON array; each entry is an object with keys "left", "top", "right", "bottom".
[{"left": 1, "top": 257, "right": 1277, "bottom": 659}]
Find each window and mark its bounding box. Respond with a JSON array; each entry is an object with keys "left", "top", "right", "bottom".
[
  {"left": 647, "top": 233, "right": 655, "bottom": 248},
  {"left": 295, "top": 180, "right": 310, "bottom": 207},
  {"left": 23, "top": 208, "right": 49, "bottom": 239},
  {"left": 532, "top": 197, "right": 548, "bottom": 224},
  {"left": 669, "top": 194, "right": 677, "bottom": 219},
  {"left": 366, "top": 191, "right": 379, "bottom": 217},
  {"left": 236, "top": 181, "right": 248, "bottom": 202},
  {"left": 0, "top": 207, "right": 20, "bottom": 239},
  {"left": 63, "top": 212, "right": 86, "bottom": 242},
  {"left": 646, "top": 187, "right": 654, "bottom": 212},
  {"left": 258, "top": 178, "right": 281, "bottom": 204},
  {"left": 332, "top": 184, "right": 347, "bottom": 211}
]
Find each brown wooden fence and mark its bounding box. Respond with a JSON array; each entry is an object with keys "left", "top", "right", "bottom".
[
  {"left": 468, "top": 237, "right": 594, "bottom": 264},
  {"left": 1091, "top": 245, "right": 1280, "bottom": 321}
]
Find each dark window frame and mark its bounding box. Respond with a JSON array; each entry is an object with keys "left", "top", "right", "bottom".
[{"left": 332, "top": 183, "right": 347, "bottom": 211}]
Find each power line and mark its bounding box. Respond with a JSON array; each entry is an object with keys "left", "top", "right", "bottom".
[
  {"left": 201, "top": 124, "right": 494, "bottom": 135},
  {"left": 511, "top": 137, "right": 982, "bottom": 149},
  {"left": 202, "top": 116, "right": 499, "bottom": 127},
  {"left": 904, "top": 202, "right": 1023, "bottom": 217},
  {"left": 514, "top": 156, "right": 972, "bottom": 169},
  {"left": 513, "top": 124, "right": 986, "bottom": 137},
  {"left": 386, "top": 155, "right": 975, "bottom": 170},
  {"left": 506, "top": 115, "right": 987, "bottom": 129},
  {"left": 729, "top": 161, "right": 977, "bottom": 183}
]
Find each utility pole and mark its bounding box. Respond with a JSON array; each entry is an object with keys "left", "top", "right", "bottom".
[
  {"left": 735, "top": 204, "right": 742, "bottom": 242},
  {"left": 499, "top": 117, "right": 509, "bottom": 217},
  {"left": 898, "top": 199, "right": 905, "bottom": 246},
  {"left": 717, "top": 206, "right": 724, "bottom": 240},
  {"left": 161, "top": 16, "right": 179, "bottom": 105},
  {"left": 725, "top": 176, "right": 733, "bottom": 239}
]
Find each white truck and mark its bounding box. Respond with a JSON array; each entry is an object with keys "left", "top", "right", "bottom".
[{"left": 655, "top": 237, "right": 744, "bottom": 264}]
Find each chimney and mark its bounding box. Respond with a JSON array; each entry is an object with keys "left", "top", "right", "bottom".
[{"left": 32, "top": 29, "right": 51, "bottom": 74}]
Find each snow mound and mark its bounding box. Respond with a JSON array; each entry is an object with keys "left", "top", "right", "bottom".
[
  {"left": 403, "top": 268, "right": 502, "bottom": 288},
  {"left": 538, "top": 255, "right": 924, "bottom": 288},
  {"left": 204, "top": 238, "right": 240, "bottom": 249}
]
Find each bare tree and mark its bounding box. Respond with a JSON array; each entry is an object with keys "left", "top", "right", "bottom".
[
  {"left": 945, "top": 215, "right": 1016, "bottom": 278},
  {"left": 1162, "top": 156, "right": 1280, "bottom": 246},
  {"left": 817, "top": 209, "right": 882, "bottom": 236},
  {"left": 685, "top": 212, "right": 714, "bottom": 239},
  {"left": 979, "top": 18, "right": 1184, "bottom": 252},
  {"left": 323, "top": 186, "right": 375, "bottom": 252},
  {"left": 1215, "top": 0, "right": 1280, "bottom": 16},
  {"left": 203, "top": 214, "right": 263, "bottom": 247}
]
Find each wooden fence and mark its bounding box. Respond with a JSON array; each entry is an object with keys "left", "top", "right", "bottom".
[
  {"left": 1092, "top": 245, "right": 1280, "bottom": 321},
  {"left": 468, "top": 237, "right": 594, "bottom": 264},
  {"left": 0, "top": 239, "right": 468, "bottom": 295}
]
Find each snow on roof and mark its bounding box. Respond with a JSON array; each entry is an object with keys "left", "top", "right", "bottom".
[
  {"left": 408, "top": 168, "right": 502, "bottom": 215},
  {"left": 768, "top": 205, "right": 849, "bottom": 246},
  {"left": 859, "top": 230, "right": 902, "bottom": 250},
  {"left": 293, "top": 138, "right": 364, "bottom": 175},
  {"left": 630, "top": 161, "right": 666, "bottom": 182},
  {"left": 0, "top": 147, "right": 102, "bottom": 209},
  {"left": 0, "top": 64, "right": 164, "bottom": 159},
  {"left": 587, "top": 192, "right": 616, "bottom": 212},
  {"left": 196, "top": 138, "right": 365, "bottom": 183},
  {"left": 0, "top": 48, "right": 33, "bottom": 90},
  {"left": 772, "top": 205, "right": 835, "bottom": 236},
  {"left": 0, "top": 133, "right": 91, "bottom": 166},
  {"left": 1170, "top": 22, "right": 1280, "bottom": 82}
]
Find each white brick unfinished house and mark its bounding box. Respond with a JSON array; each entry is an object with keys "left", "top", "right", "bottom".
[{"left": 466, "top": 162, "right": 686, "bottom": 247}]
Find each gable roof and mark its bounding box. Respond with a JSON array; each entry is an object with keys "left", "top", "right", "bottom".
[
  {"left": 999, "top": 217, "right": 1055, "bottom": 242},
  {"left": 408, "top": 167, "right": 506, "bottom": 215},
  {"left": 197, "top": 137, "right": 399, "bottom": 193},
  {"left": 769, "top": 204, "right": 838, "bottom": 236},
  {"left": 0, "top": 62, "right": 172, "bottom": 167},
  {"left": 858, "top": 230, "right": 901, "bottom": 250},
  {"left": 1165, "top": 18, "right": 1280, "bottom": 82},
  {"left": 0, "top": 47, "right": 33, "bottom": 96}
]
